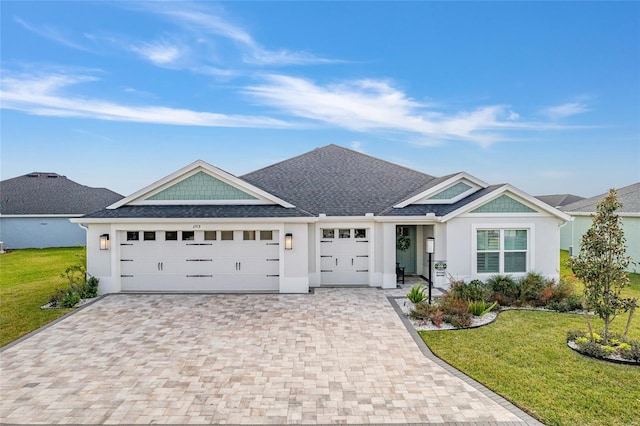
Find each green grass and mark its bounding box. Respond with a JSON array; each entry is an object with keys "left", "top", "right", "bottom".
[
  {"left": 0, "top": 247, "right": 84, "bottom": 347},
  {"left": 420, "top": 251, "right": 640, "bottom": 426}
]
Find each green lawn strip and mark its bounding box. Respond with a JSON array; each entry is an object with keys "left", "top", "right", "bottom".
[
  {"left": 0, "top": 247, "right": 83, "bottom": 347},
  {"left": 420, "top": 310, "right": 640, "bottom": 426}
]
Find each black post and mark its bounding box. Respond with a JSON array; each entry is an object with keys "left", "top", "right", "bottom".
[{"left": 428, "top": 252, "right": 433, "bottom": 304}]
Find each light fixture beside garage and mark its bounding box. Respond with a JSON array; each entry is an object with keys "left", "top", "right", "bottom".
[
  {"left": 99, "top": 234, "right": 110, "bottom": 250},
  {"left": 284, "top": 233, "right": 293, "bottom": 250}
]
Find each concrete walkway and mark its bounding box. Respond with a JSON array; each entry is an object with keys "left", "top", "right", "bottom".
[{"left": 1, "top": 288, "right": 541, "bottom": 424}]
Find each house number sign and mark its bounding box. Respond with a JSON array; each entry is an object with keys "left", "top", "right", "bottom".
[{"left": 434, "top": 260, "right": 447, "bottom": 277}]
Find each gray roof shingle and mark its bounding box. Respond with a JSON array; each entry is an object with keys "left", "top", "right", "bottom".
[
  {"left": 561, "top": 182, "right": 640, "bottom": 213},
  {"left": 535, "top": 194, "right": 585, "bottom": 208},
  {"left": 82, "top": 205, "right": 313, "bottom": 219},
  {"left": 1, "top": 172, "right": 123, "bottom": 215},
  {"left": 241, "top": 144, "right": 437, "bottom": 216}
]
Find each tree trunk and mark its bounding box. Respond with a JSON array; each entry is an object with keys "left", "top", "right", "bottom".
[{"left": 623, "top": 305, "right": 636, "bottom": 339}]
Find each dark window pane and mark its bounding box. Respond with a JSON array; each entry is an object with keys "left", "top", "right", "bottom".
[
  {"left": 221, "top": 231, "right": 234, "bottom": 241},
  {"left": 143, "top": 231, "right": 155, "bottom": 241},
  {"left": 204, "top": 231, "right": 216, "bottom": 240},
  {"left": 182, "top": 231, "right": 195, "bottom": 241},
  {"left": 126, "top": 231, "right": 139, "bottom": 241},
  {"left": 260, "top": 231, "right": 273, "bottom": 240},
  {"left": 243, "top": 231, "right": 256, "bottom": 240},
  {"left": 505, "top": 230, "right": 527, "bottom": 250},
  {"left": 505, "top": 252, "right": 526, "bottom": 272},
  {"left": 165, "top": 231, "right": 178, "bottom": 241},
  {"left": 477, "top": 252, "right": 499, "bottom": 273},
  {"left": 339, "top": 229, "right": 350, "bottom": 238},
  {"left": 354, "top": 229, "right": 366, "bottom": 238},
  {"left": 322, "top": 229, "right": 334, "bottom": 239}
]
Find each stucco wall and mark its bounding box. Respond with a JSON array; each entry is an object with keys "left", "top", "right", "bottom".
[
  {"left": 0, "top": 217, "right": 85, "bottom": 249},
  {"left": 446, "top": 215, "right": 564, "bottom": 282},
  {"left": 562, "top": 215, "right": 639, "bottom": 273}
]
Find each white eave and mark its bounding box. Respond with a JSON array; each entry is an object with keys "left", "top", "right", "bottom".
[
  {"left": 393, "top": 172, "right": 489, "bottom": 208},
  {"left": 107, "top": 160, "right": 295, "bottom": 209},
  {"left": 440, "top": 184, "right": 572, "bottom": 222}
]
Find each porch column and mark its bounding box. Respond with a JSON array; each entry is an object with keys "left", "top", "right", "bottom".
[{"left": 382, "top": 223, "right": 397, "bottom": 289}]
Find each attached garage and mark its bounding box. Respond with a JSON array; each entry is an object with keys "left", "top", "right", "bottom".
[
  {"left": 119, "top": 229, "right": 280, "bottom": 292},
  {"left": 320, "top": 227, "right": 370, "bottom": 285}
]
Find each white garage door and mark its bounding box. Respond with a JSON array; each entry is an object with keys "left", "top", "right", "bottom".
[
  {"left": 320, "top": 228, "right": 369, "bottom": 285},
  {"left": 120, "top": 230, "right": 279, "bottom": 291}
]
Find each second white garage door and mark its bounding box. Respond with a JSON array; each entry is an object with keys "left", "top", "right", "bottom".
[
  {"left": 120, "top": 230, "right": 279, "bottom": 291},
  {"left": 320, "top": 228, "right": 369, "bottom": 285}
]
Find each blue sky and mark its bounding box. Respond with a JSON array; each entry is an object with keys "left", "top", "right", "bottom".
[{"left": 1, "top": 1, "right": 638, "bottom": 199}]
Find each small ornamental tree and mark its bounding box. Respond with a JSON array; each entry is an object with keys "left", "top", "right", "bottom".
[{"left": 568, "top": 189, "right": 637, "bottom": 344}]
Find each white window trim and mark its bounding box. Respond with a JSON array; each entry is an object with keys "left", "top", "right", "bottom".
[{"left": 471, "top": 223, "right": 535, "bottom": 276}]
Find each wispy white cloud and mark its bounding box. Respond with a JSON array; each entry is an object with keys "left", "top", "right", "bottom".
[
  {"left": 129, "top": 39, "right": 183, "bottom": 65},
  {"left": 541, "top": 100, "right": 591, "bottom": 120},
  {"left": 14, "top": 16, "right": 90, "bottom": 52},
  {"left": 140, "top": 2, "right": 343, "bottom": 66},
  {"left": 0, "top": 70, "right": 291, "bottom": 129},
  {"left": 350, "top": 141, "right": 364, "bottom": 153},
  {"left": 245, "top": 75, "right": 564, "bottom": 147}
]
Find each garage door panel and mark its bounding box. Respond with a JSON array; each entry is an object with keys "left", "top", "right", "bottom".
[
  {"left": 119, "top": 230, "right": 280, "bottom": 292},
  {"left": 320, "top": 228, "right": 369, "bottom": 285}
]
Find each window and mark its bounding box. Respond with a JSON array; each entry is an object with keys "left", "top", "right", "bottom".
[
  {"left": 322, "top": 229, "right": 334, "bottom": 239},
  {"left": 182, "top": 231, "right": 195, "bottom": 241},
  {"left": 165, "top": 231, "right": 178, "bottom": 241},
  {"left": 354, "top": 228, "right": 366, "bottom": 239},
  {"left": 126, "top": 231, "right": 139, "bottom": 241},
  {"left": 397, "top": 226, "right": 410, "bottom": 237},
  {"left": 260, "top": 231, "right": 273, "bottom": 241},
  {"left": 339, "top": 229, "right": 351, "bottom": 239},
  {"left": 204, "top": 231, "right": 217, "bottom": 241},
  {"left": 476, "top": 229, "right": 528, "bottom": 274},
  {"left": 243, "top": 231, "right": 256, "bottom": 241},
  {"left": 221, "top": 231, "right": 234, "bottom": 241},
  {"left": 143, "top": 231, "right": 156, "bottom": 241}
]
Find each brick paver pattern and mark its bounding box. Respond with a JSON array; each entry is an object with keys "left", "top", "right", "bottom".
[{"left": 1, "top": 288, "right": 528, "bottom": 424}]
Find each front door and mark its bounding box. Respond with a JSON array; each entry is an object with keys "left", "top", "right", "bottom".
[{"left": 396, "top": 225, "right": 417, "bottom": 274}]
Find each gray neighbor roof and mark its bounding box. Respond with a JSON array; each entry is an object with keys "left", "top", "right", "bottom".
[
  {"left": 561, "top": 182, "right": 640, "bottom": 214},
  {"left": 83, "top": 144, "right": 508, "bottom": 219},
  {"left": 1, "top": 172, "right": 123, "bottom": 215},
  {"left": 535, "top": 194, "right": 585, "bottom": 208}
]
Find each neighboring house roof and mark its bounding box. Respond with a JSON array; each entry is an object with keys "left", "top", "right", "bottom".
[
  {"left": 561, "top": 182, "right": 640, "bottom": 214},
  {"left": 242, "top": 144, "right": 436, "bottom": 216},
  {"left": 535, "top": 194, "right": 585, "bottom": 208},
  {"left": 0, "top": 172, "right": 123, "bottom": 215}
]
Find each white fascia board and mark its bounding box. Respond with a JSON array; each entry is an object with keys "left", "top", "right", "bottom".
[
  {"left": 108, "top": 160, "right": 295, "bottom": 209},
  {"left": 393, "top": 172, "right": 489, "bottom": 208},
  {"left": 372, "top": 216, "right": 443, "bottom": 223},
  {"left": 567, "top": 211, "right": 640, "bottom": 218},
  {"left": 441, "top": 184, "right": 572, "bottom": 223},
  {"left": 1, "top": 214, "right": 85, "bottom": 218},
  {"left": 70, "top": 217, "right": 317, "bottom": 224}
]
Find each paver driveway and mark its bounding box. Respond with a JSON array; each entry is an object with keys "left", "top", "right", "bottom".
[{"left": 1, "top": 288, "right": 539, "bottom": 424}]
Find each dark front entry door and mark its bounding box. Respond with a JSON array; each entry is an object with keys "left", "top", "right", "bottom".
[{"left": 396, "top": 225, "right": 417, "bottom": 274}]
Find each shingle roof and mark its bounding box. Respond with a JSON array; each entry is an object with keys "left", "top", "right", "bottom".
[
  {"left": 1, "top": 172, "right": 123, "bottom": 215},
  {"left": 561, "top": 182, "right": 640, "bottom": 214},
  {"left": 379, "top": 185, "right": 504, "bottom": 216},
  {"left": 535, "top": 194, "right": 585, "bottom": 208},
  {"left": 241, "top": 144, "right": 437, "bottom": 216},
  {"left": 82, "top": 205, "right": 313, "bottom": 219}
]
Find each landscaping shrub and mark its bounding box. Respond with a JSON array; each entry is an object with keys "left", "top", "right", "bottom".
[
  {"left": 467, "top": 300, "right": 498, "bottom": 316},
  {"left": 452, "top": 279, "right": 489, "bottom": 302},
  {"left": 407, "top": 283, "right": 427, "bottom": 303},
  {"left": 410, "top": 301, "right": 444, "bottom": 328},
  {"left": 517, "top": 272, "right": 549, "bottom": 306},
  {"left": 440, "top": 296, "right": 472, "bottom": 328},
  {"left": 547, "top": 293, "right": 583, "bottom": 312},
  {"left": 486, "top": 274, "right": 519, "bottom": 305},
  {"left": 567, "top": 330, "right": 640, "bottom": 362}
]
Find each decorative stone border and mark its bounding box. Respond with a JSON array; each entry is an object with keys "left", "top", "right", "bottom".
[{"left": 567, "top": 340, "right": 639, "bottom": 366}]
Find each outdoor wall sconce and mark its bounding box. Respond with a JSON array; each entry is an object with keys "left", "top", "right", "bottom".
[
  {"left": 284, "top": 233, "right": 293, "bottom": 250},
  {"left": 99, "top": 234, "right": 110, "bottom": 250}
]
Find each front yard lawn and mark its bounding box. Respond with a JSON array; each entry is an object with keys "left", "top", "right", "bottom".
[
  {"left": 0, "top": 247, "right": 84, "bottom": 347},
  {"left": 420, "top": 251, "right": 640, "bottom": 426}
]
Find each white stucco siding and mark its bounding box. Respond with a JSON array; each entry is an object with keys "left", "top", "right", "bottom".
[
  {"left": 446, "top": 215, "right": 564, "bottom": 282},
  {"left": 281, "top": 223, "right": 310, "bottom": 293},
  {"left": 85, "top": 224, "right": 116, "bottom": 294}
]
